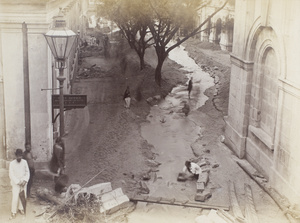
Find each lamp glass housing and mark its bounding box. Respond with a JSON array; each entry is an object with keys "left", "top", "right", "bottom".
[{"left": 44, "top": 29, "right": 77, "bottom": 61}]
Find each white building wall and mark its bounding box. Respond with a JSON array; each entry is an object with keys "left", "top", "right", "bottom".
[
  {"left": 0, "top": 0, "right": 85, "bottom": 163},
  {"left": 225, "top": 0, "right": 300, "bottom": 204},
  {"left": 2, "top": 25, "right": 25, "bottom": 156}
]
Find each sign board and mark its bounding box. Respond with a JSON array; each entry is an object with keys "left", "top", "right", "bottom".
[{"left": 52, "top": 94, "right": 87, "bottom": 109}]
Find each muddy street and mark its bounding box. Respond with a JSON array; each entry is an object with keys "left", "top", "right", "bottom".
[
  {"left": 0, "top": 38, "right": 288, "bottom": 223},
  {"left": 61, "top": 39, "right": 289, "bottom": 223}
]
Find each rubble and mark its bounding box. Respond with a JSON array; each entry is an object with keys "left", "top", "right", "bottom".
[{"left": 35, "top": 182, "right": 130, "bottom": 222}]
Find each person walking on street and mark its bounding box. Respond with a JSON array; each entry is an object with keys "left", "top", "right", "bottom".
[
  {"left": 9, "top": 149, "right": 30, "bottom": 219},
  {"left": 187, "top": 77, "right": 193, "bottom": 99},
  {"left": 182, "top": 160, "right": 202, "bottom": 180},
  {"left": 23, "top": 144, "right": 35, "bottom": 197},
  {"left": 123, "top": 86, "right": 131, "bottom": 109}
]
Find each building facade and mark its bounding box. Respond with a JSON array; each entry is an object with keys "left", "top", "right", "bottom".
[
  {"left": 0, "top": 0, "right": 88, "bottom": 165},
  {"left": 196, "top": 0, "right": 235, "bottom": 51},
  {"left": 225, "top": 0, "right": 300, "bottom": 204}
]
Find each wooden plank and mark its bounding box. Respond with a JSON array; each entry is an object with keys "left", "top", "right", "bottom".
[
  {"left": 244, "top": 184, "right": 260, "bottom": 223},
  {"left": 228, "top": 181, "right": 245, "bottom": 220},
  {"left": 236, "top": 161, "right": 296, "bottom": 223},
  {"left": 129, "top": 194, "right": 229, "bottom": 210},
  {"left": 78, "top": 182, "right": 112, "bottom": 199}
]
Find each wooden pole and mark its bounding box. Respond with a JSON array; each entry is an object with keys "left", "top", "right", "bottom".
[{"left": 22, "top": 22, "right": 31, "bottom": 146}]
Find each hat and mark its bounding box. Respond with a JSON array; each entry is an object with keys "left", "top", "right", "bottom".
[{"left": 15, "top": 149, "right": 23, "bottom": 156}]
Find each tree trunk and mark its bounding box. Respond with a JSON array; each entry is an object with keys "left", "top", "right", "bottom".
[
  {"left": 155, "top": 59, "right": 164, "bottom": 86},
  {"left": 138, "top": 53, "right": 146, "bottom": 70}
]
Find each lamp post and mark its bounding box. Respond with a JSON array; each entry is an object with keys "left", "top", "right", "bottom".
[{"left": 44, "top": 10, "right": 77, "bottom": 137}]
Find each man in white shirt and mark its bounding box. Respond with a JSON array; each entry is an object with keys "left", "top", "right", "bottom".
[
  {"left": 182, "top": 161, "right": 202, "bottom": 179},
  {"left": 9, "top": 149, "right": 30, "bottom": 219}
]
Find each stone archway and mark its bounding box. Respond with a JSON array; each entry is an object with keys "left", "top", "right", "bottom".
[{"left": 246, "top": 27, "right": 281, "bottom": 176}]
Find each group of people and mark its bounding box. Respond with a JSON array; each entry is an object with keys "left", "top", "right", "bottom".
[{"left": 8, "top": 137, "right": 66, "bottom": 219}]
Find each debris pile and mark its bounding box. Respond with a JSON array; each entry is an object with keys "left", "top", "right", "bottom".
[{"left": 35, "top": 182, "right": 133, "bottom": 222}]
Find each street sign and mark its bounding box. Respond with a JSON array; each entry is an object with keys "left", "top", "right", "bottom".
[{"left": 52, "top": 94, "right": 87, "bottom": 109}]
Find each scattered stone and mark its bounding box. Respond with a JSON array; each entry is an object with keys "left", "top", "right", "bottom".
[
  {"left": 204, "top": 149, "right": 210, "bottom": 153},
  {"left": 160, "top": 117, "right": 166, "bottom": 123},
  {"left": 142, "top": 172, "right": 151, "bottom": 181},
  {"left": 214, "top": 89, "right": 218, "bottom": 96},
  {"left": 153, "top": 95, "right": 161, "bottom": 100},
  {"left": 196, "top": 182, "right": 205, "bottom": 193},
  {"left": 191, "top": 142, "right": 204, "bottom": 151},
  {"left": 197, "top": 172, "right": 209, "bottom": 186},
  {"left": 146, "top": 97, "right": 154, "bottom": 104},
  {"left": 139, "top": 181, "right": 150, "bottom": 194},
  {"left": 214, "top": 76, "right": 220, "bottom": 84},
  {"left": 195, "top": 190, "right": 212, "bottom": 202},
  {"left": 202, "top": 167, "right": 210, "bottom": 173},
  {"left": 198, "top": 161, "right": 207, "bottom": 167},
  {"left": 220, "top": 135, "right": 225, "bottom": 143},
  {"left": 212, "top": 163, "right": 219, "bottom": 168},
  {"left": 146, "top": 159, "right": 161, "bottom": 167},
  {"left": 177, "top": 172, "right": 187, "bottom": 182}
]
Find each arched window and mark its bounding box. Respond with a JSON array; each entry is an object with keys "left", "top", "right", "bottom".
[{"left": 259, "top": 48, "right": 278, "bottom": 137}]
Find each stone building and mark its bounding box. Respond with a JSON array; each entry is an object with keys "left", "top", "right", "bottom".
[
  {"left": 0, "top": 0, "right": 88, "bottom": 165},
  {"left": 225, "top": 0, "right": 300, "bottom": 204},
  {"left": 196, "top": 0, "right": 235, "bottom": 51}
]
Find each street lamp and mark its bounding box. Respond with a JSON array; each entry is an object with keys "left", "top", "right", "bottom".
[{"left": 44, "top": 9, "right": 78, "bottom": 137}]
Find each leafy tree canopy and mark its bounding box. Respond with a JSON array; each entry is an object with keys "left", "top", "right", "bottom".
[{"left": 97, "top": 0, "right": 229, "bottom": 85}]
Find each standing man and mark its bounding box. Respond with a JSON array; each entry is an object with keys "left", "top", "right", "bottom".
[
  {"left": 23, "top": 144, "right": 35, "bottom": 197},
  {"left": 9, "top": 149, "right": 30, "bottom": 219},
  {"left": 50, "top": 137, "right": 65, "bottom": 175},
  {"left": 187, "top": 77, "right": 193, "bottom": 99}
]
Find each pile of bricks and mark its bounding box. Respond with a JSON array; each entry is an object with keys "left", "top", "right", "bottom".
[{"left": 195, "top": 171, "right": 212, "bottom": 202}]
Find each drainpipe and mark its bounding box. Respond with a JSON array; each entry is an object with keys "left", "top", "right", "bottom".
[
  {"left": 0, "top": 31, "right": 6, "bottom": 161},
  {"left": 22, "top": 22, "right": 31, "bottom": 146}
]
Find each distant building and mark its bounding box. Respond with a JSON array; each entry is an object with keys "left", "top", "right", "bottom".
[
  {"left": 196, "top": 0, "right": 235, "bottom": 51},
  {"left": 225, "top": 0, "right": 300, "bottom": 204},
  {"left": 0, "top": 0, "right": 88, "bottom": 165}
]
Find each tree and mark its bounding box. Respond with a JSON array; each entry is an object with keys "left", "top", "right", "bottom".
[
  {"left": 98, "top": 0, "right": 153, "bottom": 70},
  {"left": 146, "top": 0, "right": 229, "bottom": 86},
  {"left": 98, "top": 0, "right": 230, "bottom": 86}
]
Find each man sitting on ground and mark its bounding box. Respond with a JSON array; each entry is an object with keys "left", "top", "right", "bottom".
[{"left": 182, "top": 160, "right": 202, "bottom": 180}]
